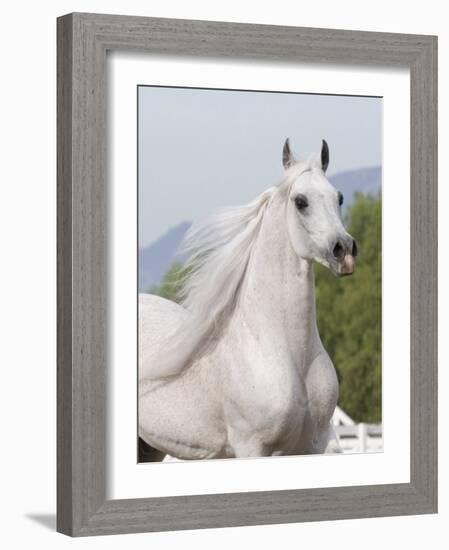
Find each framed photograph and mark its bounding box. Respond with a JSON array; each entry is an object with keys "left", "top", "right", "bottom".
[{"left": 57, "top": 13, "right": 437, "bottom": 536}]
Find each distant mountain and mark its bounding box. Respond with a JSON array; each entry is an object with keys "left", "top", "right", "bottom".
[
  {"left": 139, "top": 166, "right": 381, "bottom": 290},
  {"left": 139, "top": 221, "right": 191, "bottom": 292},
  {"left": 330, "top": 166, "right": 381, "bottom": 210}
]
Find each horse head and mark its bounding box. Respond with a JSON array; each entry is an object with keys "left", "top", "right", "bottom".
[{"left": 282, "top": 139, "right": 358, "bottom": 276}]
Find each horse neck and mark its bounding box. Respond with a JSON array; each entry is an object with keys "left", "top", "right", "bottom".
[{"left": 237, "top": 194, "right": 319, "bottom": 363}]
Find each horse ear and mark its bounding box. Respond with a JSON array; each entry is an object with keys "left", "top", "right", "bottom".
[
  {"left": 282, "top": 138, "right": 296, "bottom": 170},
  {"left": 321, "top": 139, "right": 329, "bottom": 172}
]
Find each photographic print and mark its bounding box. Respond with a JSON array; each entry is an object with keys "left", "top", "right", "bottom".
[{"left": 138, "top": 86, "right": 382, "bottom": 462}]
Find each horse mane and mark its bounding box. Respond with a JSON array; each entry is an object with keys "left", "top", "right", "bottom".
[{"left": 148, "top": 185, "right": 281, "bottom": 380}]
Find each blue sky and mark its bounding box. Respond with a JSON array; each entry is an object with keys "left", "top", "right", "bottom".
[{"left": 139, "top": 86, "right": 382, "bottom": 248}]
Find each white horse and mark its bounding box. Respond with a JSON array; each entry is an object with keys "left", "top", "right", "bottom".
[{"left": 138, "top": 139, "right": 357, "bottom": 461}]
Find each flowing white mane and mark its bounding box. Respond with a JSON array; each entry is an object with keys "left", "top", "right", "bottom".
[
  {"left": 180, "top": 187, "right": 277, "bottom": 313},
  {"left": 148, "top": 185, "right": 281, "bottom": 380}
]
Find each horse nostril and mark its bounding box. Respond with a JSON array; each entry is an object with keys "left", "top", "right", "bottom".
[
  {"left": 352, "top": 239, "right": 358, "bottom": 257},
  {"left": 333, "top": 241, "right": 345, "bottom": 260}
]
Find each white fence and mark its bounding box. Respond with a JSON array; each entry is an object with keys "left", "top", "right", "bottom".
[
  {"left": 334, "top": 423, "right": 383, "bottom": 453},
  {"left": 332, "top": 406, "right": 383, "bottom": 453}
]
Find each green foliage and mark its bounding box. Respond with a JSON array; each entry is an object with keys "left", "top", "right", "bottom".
[
  {"left": 315, "top": 192, "right": 382, "bottom": 422},
  {"left": 150, "top": 193, "right": 382, "bottom": 423},
  {"left": 147, "top": 262, "right": 191, "bottom": 303}
]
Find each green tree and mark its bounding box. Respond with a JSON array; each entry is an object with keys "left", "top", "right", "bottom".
[
  {"left": 147, "top": 262, "right": 191, "bottom": 303},
  {"left": 315, "top": 193, "right": 382, "bottom": 422}
]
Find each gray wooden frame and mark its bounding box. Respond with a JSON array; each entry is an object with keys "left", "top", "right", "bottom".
[{"left": 57, "top": 12, "right": 438, "bottom": 537}]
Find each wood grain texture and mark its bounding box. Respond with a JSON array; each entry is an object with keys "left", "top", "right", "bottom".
[
  {"left": 57, "top": 13, "right": 74, "bottom": 536},
  {"left": 409, "top": 36, "right": 438, "bottom": 509},
  {"left": 57, "top": 12, "right": 438, "bottom": 536}
]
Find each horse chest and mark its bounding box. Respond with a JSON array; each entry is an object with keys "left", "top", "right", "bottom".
[
  {"left": 223, "top": 356, "right": 307, "bottom": 451},
  {"left": 222, "top": 344, "right": 338, "bottom": 455}
]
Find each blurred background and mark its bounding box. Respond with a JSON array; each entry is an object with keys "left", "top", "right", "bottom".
[{"left": 138, "top": 86, "right": 382, "bottom": 453}]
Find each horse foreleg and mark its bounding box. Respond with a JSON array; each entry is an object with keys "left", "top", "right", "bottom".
[
  {"left": 323, "top": 424, "right": 343, "bottom": 453},
  {"left": 231, "top": 435, "right": 272, "bottom": 458},
  {"left": 138, "top": 437, "right": 167, "bottom": 462},
  {"left": 312, "top": 423, "right": 342, "bottom": 454}
]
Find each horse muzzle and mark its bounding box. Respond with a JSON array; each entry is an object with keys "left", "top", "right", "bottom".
[
  {"left": 332, "top": 238, "right": 357, "bottom": 277},
  {"left": 337, "top": 253, "right": 355, "bottom": 276}
]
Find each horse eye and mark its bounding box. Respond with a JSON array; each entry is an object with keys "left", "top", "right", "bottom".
[
  {"left": 338, "top": 192, "right": 344, "bottom": 206},
  {"left": 295, "top": 194, "right": 308, "bottom": 211}
]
